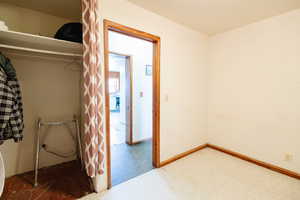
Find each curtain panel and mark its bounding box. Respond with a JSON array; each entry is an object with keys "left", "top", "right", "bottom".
[{"left": 82, "top": 0, "right": 105, "bottom": 177}]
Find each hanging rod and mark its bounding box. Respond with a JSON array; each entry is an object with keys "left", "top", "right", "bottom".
[
  {"left": 2, "top": 51, "right": 83, "bottom": 63},
  {"left": 39, "top": 119, "right": 76, "bottom": 126},
  {"left": 0, "top": 43, "right": 82, "bottom": 58}
]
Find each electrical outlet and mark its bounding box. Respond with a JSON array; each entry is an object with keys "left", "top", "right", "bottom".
[{"left": 284, "top": 154, "right": 293, "bottom": 161}]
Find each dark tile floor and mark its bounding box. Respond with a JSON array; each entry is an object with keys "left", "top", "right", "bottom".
[
  {"left": 1, "top": 160, "right": 92, "bottom": 200},
  {"left": 111, "top": 140, "right": 153, "bottom": 186}
]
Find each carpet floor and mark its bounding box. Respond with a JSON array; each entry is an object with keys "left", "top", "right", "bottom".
[{"left": 81, "top": 148, "right": 300, "bottom": 200}]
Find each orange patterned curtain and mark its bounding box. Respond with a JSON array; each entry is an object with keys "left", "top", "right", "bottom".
[{"left": 82, "top": 0, "right": 105, "bottom": 177}]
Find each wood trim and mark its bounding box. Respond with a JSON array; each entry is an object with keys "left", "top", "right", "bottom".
[
  {"left": 158, "top": 143, "right": 300, "bottom": 181},
  {"left": 109, "top": 51, "right": 132, "bottom": 57},
  {"left": 103, "top": 22, "right": 111, "bottom": 189},
  {"left": 207, "top": 144, "right": 300, "bottom": 180},
  {"left": 104, "top": 20, "right": 160, "bottom": 43},
  {"left": 109, "top": 71, "right": 120, "bottom": 79},
  {"left": 160, "top": 144, "right": 208, "bottom": 167},
  {"left": 104, "top": 19, "right": 161, "bottom": 189},
  {"left": 128, "top": 138, "right": 152, "bottom": 145},
  {"left": 152, "top": 34, "right": 160, "bottom": 168}
]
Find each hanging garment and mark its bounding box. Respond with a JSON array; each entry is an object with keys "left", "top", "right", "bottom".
[{"left": 0, "top": 52, "right": 24, "bottom": 142}]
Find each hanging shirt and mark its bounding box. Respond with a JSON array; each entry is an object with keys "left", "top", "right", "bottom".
[{"left": 0, "top": 52, "right": 24, "bottom": 142}]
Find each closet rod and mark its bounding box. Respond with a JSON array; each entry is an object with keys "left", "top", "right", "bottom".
[
  {"left": 0, "top": 44, "right": 82, "bottom": 58},
  {"left": 2, "top": 51, "right": 83, "bottom": 63},
  {"left": 40, "top": 120, "right": 76, "bottom": 126}
]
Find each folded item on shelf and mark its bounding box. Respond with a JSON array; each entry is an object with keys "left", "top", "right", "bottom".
[{"left": 0, "top": 21, "right": 8, "bottom": 31}]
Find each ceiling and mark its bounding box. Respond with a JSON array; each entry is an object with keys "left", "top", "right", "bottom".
[
  {"left": 2, "top": 0, "right": 300, "bottom": 35},
  {"left": 1, "top": 0, "right": 81, "bottom": 20},
  {"left": 128, "top": 0, "right": 300, "bottom": 35}
]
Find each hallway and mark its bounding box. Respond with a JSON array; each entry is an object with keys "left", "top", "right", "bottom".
[{"left": 110, "top": 112, "right": 153, "bottom": 186}]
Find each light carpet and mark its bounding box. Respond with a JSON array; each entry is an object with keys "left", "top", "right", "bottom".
[{"left": 81, "top": 148, "right": 300, "bottom": 200}]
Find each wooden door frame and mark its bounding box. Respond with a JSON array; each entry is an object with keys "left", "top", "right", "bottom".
[{"left": 104, "top": 19, "right": 161, "bottom": 189}]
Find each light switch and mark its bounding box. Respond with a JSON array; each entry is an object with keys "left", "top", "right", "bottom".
[
  {"left": 140, "top": 91, "right": 143, "bottom": 97},
  {"left": 164, "top": 94, "right": 169, "bottom": 102}
]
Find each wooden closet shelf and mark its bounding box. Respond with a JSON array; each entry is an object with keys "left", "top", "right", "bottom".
[{"left": 0, "top": 30, "right": 83, "bottom": 58}]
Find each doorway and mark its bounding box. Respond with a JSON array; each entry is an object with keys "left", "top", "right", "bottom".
[
  {"left": 109, "top": 53, "right": 132, "bottom": 146},
  {"left": 104, "top": 20, "right": 161, "bottom": 188}
]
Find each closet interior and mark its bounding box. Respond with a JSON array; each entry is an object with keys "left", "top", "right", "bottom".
[{"left": 0, "top": 0, "right": 92, "bottom": 199}]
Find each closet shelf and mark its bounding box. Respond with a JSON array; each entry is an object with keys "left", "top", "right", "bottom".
[
  {"left": 0, "top": 44, "right": 82, "bottom": 57},
  {"left": 0, "top": 30, "right": 82, "bottom": 58}
]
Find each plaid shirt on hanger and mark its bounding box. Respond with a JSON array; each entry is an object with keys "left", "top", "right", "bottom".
[{"left": 0, "top": 55, "right": 24, "bottom": 142}]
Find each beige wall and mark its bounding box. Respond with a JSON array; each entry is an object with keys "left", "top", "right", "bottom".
[
  {"left": 94, "top": 0, "right": 209, "bottom": 191},
  {"left": 0, "top": 3, "right": 72, "bottom": 37},
  {"left": 208, "top": 9, "right": 300, "bottom": 173}
]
